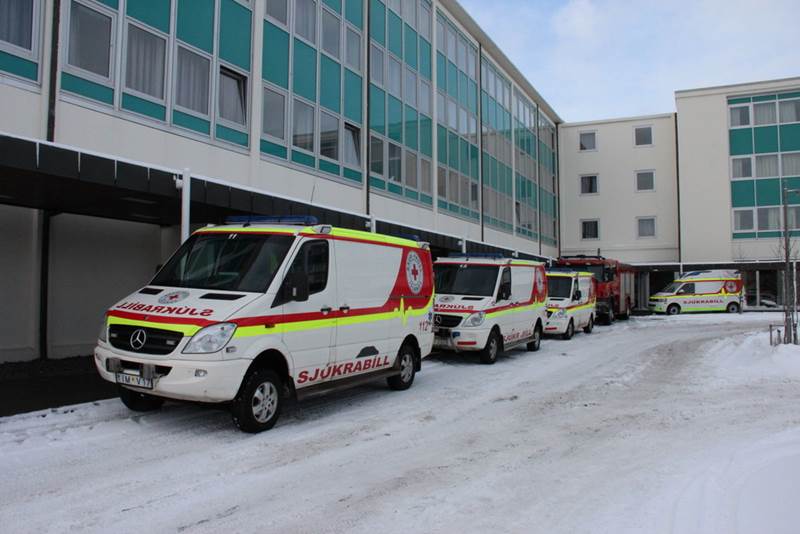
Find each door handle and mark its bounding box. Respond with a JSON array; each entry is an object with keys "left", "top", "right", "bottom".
[
  {"left": 320, "top": 306, "right": 332, "bottom": 314},
  {"left": 339, "top": 305, "right": 350, "bottom": 312}
]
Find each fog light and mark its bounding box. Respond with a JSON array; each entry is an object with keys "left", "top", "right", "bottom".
[{"left": 195, "top": 369, "right": 208, "bottom": 377}]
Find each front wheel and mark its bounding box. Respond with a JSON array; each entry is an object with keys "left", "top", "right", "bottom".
[
  {"left": 666, "top": 304, "right": 681, "bottom": 316},
  {"left": 118, "top": 386, "right": 165, "bottom": 412},
  {"left": 526, "top": 324, "right": 542, "bottom": 352},
  {"left": 479, "top": 330, "right": 501, "bottom": 364},
  {"left": 605, "top": 307, "right": 615, "bottom": 325},
  {"left": 726, "top": 302, "right": 741, "bottom": 314},
  {"left": 583, "top": 316, "right": 594, "bottom": 334},
  {"left": 562, "top": 320, "right": 575, "bottom": 340},
  {"left": 231, "top": 368, "right": 283, "bottom": 433},
  {"left": 387, "top": 344, "right": 416, "bottom": 390}
]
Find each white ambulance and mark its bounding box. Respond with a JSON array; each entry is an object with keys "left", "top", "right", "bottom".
[
  {"left": 649, "top": 270, "right": 743, "bottom": 315},
  {"left": 544, "top": 270, "right": 596, "bottom": 339},
  {"left": 432, "top": 256, "right": 548, "bottom": 364},
  {"left": 94, "top": 217, "right": 435, "bottom": 433}
]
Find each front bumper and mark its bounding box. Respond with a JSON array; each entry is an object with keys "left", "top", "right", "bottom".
[
  {"left": 433, "top": 326, "right": 491, "bottom": 352},
  {"left": 544, "top": 315, "right": 570, "bottom": 335},
  {"left": 94, "top": 345, "right": 251, "bottom": 403},
  {"left": 649, "top": 300, "right": 667, "bottom": 313}
]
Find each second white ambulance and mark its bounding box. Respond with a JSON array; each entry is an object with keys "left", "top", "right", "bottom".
[
  {"left": 432, "top": 256, "right": 548, "bottom": 364},
  {"left": 544, "top": 270, "right": 596, "bottom": 339},
  {"left": 649, "top": 270, "right": 743, "bottom": 315},
  {"left": 94, "top": 217, "right": 435, "bottom": 433}
]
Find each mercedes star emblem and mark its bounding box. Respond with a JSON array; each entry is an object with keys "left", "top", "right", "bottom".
[{"left": 130, "top": 329, "right": 147, "bottom": 350}]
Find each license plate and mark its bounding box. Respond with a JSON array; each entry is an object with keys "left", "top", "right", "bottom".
[{"left": 115, "top": 373, "right": 153, "bottom": 390}]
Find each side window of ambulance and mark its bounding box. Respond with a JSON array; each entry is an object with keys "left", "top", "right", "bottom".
[
  {"left": 677, "top": 283, "right": 694, "bottom": 295},
  {"left": 498, "top": 267, "right": 511, "bottom": 299},
  {"left": 276, "top": 241, "right": 329, "bottom": 305}
]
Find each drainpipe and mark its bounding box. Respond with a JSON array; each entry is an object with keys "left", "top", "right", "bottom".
[{"left": 46, "top": 0, "right": 61, "bottom": 141}]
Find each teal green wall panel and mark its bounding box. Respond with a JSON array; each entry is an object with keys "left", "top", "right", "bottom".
[
  {"left": 319, "top": 159, "right": 340, "bottom": 175},
  {"left": 729, "top": 128, "right": 753, "bottom": 156},
  {"left": 780, "top": 124, "right": 800, "bottom": 152},
  {"left": 263, "top": 21, "right": 289, "bottom": 88},
  {"left": 216, "top": 124, "right": 248, "bottom": 146},
  {"left": 323, "top": 0, "right": 342, "bottom": 12},
  {"left": 470, "top": 144, "right": 478, "bottom": 178},
  {"left": 727, "top": 97, "right": 750, "bottom": 104},
  {"left": 404, "top": 105, "right": 417, "bottom": 150},
  {"left": 122, "top": 92, "right": 166, "bottom": 120},
  {"left": 293, "top": 39, "right": 317, "bottom": 101},
  {"left": 96, "top": 0, "right": 118, "bottom": 8},
  {"left": 0, "top": 50, "right": 37, "bottom": 81},
  {"left": 369, "top": 0, "right": 385, "bottom": 45},
  {"left": 388, "top": 182, "right": 402, "bottom": 195},
  {"left": 447, "top": 131, "right": 458, "bottom": 168},
  {"left": 388, "top": 95, "right": 403, "bottom": 142},
  {"left": 418, "top": 39, "right": 431, "bottom": 80},
  {"left": 756, "top": 178, "right": 780, "bottom": 206},
  {"left": 779, "top": 92, "right": 800, "bottom": 100},
  {"left": 369, "top": 84, "right": 385, "bottom": 133},
  {"left": 343, "top": 69, "right": 362, "bottom": 123},
  {"left": 261, "top": 139, "right": 287, "bottom": 158},
  {"left": 292, "top": 150, "right": 316, "bottom": 167},
  {"left": 784, "top": 178, "right": 800, "bottom": 203},
  {"left": 370, "top": 176, "right": 386, "bottom": 189},
  {"left": 219, "top": 0, "right": 252, "bottom": 70},
  {"left": 419, "top": 114, "right": 432, "bottom": 157},
  {"left": 404, "top": 25, "right": 417, "bottom": 70},
  {"left": 446, "top": 61, "right": 457, "bottom": 99},
  {"left": 436, "top": 52, "right": 446, "bottom": 92},
  {"left": 127, "top": 0, "right": 171, "bottom": 33},
  {"left": 730, "top": 180, "right": 755, "bottom": 207},
  {"left": 177, "top": 0, "right": 214, "bottom": 53},
  {"left": 752, "top": 94, "right": 776, "bottom": 102},
  {"left": 173, "top": 110, "right": 210, "bottom": 134},
  {"left": 61, "top": 73, "right": 113, "bottom": 104},
  {"left": 343, "top": 167, "right": 363, "bottom": 182},
  {"left": 733, "top": 232, "right": 757, "bottom": 239},
  {"left": 437, "top": 125, "right": 447, "bottom": 164},
  {"left": 387, "top": 11, "right": 402, "bottom": 57},
  {"left": 320, "top": 56, "right": 341, "bottom": 112},
  {"left": 458, "top": 72, "right": 467, "bottom": 106},
  {"left": 345, "top": 0, "right": 363, "bottom": 29},
  {"left": 467, "top": 80, "right": 477, "bottom": 113},
  {"left": 753, "top": 126, "right": 778, "bottom": 154},
  {"left": 459, "top": 138, "right": 468, "bottom": 174}
]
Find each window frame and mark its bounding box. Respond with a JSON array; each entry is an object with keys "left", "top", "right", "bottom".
[
  {"left": 730, "top": 156, "right": 753, "bottom": 180},
  {"left": 636, "top": 216, "right": 657, "bottom": 239},
  {"left": 578, "top": 130, "right": 596, "bottom": 152},
  {"left": 216, "top": 62, "right": 250, "bottom": 130},
  {"left": 779, "top": 98, "right": 800, "bottom": 125},
  {"left": 580, "top": 219, "right": 599, "bottom": 241},
  {"left": 728, "top": 103, "right": 751, "bottom": 129},
  {"left": 635, "top": 169, "right": 656, "bottom": 192},
  {"left": 579, "top": 174, "right": 598, "bottom": 195},
  {"left": 171, "top": 42, "right": 213, "bottom": 122},
  {"left": 261, "top": 81, "right": 288, "bottom": 142},
  {"left": 633, "top": 125, "right": 653, "bottom": 147},
  {"left": 63, "top": 0, "right": 118, "bottom": 86},
  {"left": 122, "top": 18, "right": 170, "bottom": 105},
  {"left": 0, "top": 0, "right": 42, "bottom": 63},
  {"left": 732, "top": 208, "right": 755, "bottom": 233}
]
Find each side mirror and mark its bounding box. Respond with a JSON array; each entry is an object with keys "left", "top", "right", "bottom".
[
  {"left": 291, "top": 272, "right": 310, "bottom": 302},
  {"left": 499, "top": 283, "right": 511, "bottom": 301},
  {"left": 573, "top": 290, "right": 582, "bottom": 301}
]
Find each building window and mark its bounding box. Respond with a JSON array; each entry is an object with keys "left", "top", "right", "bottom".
[
  {"left": 755, "top": 154, "right": 778, "bottom": 178},
  {"left": 295, "top": 0, "right": 316, "bottom": 44},
  {"left": 292, "top": 98, "right": 315, "bottom": 151},
  {"left": 779, "top": 100, "right": 800, "bottom": 124},
  {"left": 418, "top": 79, "right": 431, "bottom": 115},
  {"left": 734, "top": 209, "right": 754, "bottom": 232},
  {"left": 369, "top": 44, "right": 383, "bottom": 85},
  {"left": 731, "top": 156, "right": 752, "bottom": 179},
  {"left": 634, "top": 126, "right": 652, "bottom": 146},
  {"left": 125, "top": 24, "right": 166, "bottom": 100},
  {"left": 174, "top": 47, "right": 210, "bottom": 115},
  {"left": 370, "top": 136, "right": 384, "bottom": 175},
  {"left": 788, "top": 206, "right": 800, "bottom": 230},
  {"left": 68, "top": 1, "right": 113, "bottom": 79},
  {"left": 579, "top": 131, "right": 595, "bottom": 151},
  {"left": 730, "top": 105, "right": 750, "bottom": 127},
  {"left": 754, "top": 102, "right": 777, "bottom": 125},
  {"left": 319, "top": 111, "right": 339, "bottom": 160},
  {"left": 0, "top": 0, "right": 34, "bottom": 51},
  {"left": 321, "top": 8, "right": 340, "bottom": 58},
  {"left": 420, "top": 158, "right": 432, "bottom": 194},
  {"left": 637, "top": 217, "right": 656, "bottom": 238},
  {"left": 437, "top": 166, "right": 446, "bottom": 198},
  {"left": 636, "top": 170, "right": 655, "bottom": 191},
  {"left": 783, "top": 153, "right": 800, "bottom": 176},
  {"left": 387, "top": 56, "right": 401, "bottom": 97},
  {"left": 757, "top": 207, "right": 780, "bottom": 231},
  {"left": 266, "top": 0, "right": 288, "bottom": 25},
  {"left": 345, "top": 28, "right": 361, "bottom": 71},
  {"left": 343, "top": 123, "right": 361, "bottom": 167},
  {"left": 405, "top": 151, "right": 417, "bottom": 189},
  {"left": 581, "top": 220, "right": 599, "bottom": 240},
  {"left": 388, "top": 142, "right": 402, "bottom": 183},
  {"left": 404, "top": 68, "right": 416, "bottom": 107},
  {"left": 419, "top": 3, "right": 431, "bottom": 41},
  {"left": 262, "top": 86, "right": 285, "bottom": 140},
  {"left": 580, "top": 175, "right": 598, "bottom": 194},
  {"left": 218, "top": 67, "right": 247, "bottom": 125}
]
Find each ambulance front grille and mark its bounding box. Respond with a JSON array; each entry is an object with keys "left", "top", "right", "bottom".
[
  {"left": 435, "top": 314, "right": 463, "bottom": 328},
  {"left": 108, "top": 325, "right": 184, "bottom": 355}
]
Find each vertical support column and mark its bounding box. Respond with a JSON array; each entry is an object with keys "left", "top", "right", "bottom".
[
  {"left": 180, "top": 169, "right": 191, "bottom": 243},
  {"left": 38, "top": 210, "right": 51, "bottom": 360},
  {"left": 755, "top": 270, "right": 761, "bottom": 307}
]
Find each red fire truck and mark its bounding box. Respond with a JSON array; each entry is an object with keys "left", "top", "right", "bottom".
[{"left": 556, "top": 255, "right": 635, "bottom": 324}]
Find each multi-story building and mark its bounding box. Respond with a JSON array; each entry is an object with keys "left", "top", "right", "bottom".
[{"left": 0, "top": 0, "right": 561, "bottom": 362}]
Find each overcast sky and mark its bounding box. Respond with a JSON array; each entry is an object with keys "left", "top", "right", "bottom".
[{"left": 458, "top": 0, "right": 800, "bottom": 123}]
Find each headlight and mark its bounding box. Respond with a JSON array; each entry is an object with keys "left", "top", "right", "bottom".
[
  {"left": 462, "top": 311, "right": 486, "bottom": 327},
  {"left": 98, "top": 318, "right": 108, "bottom": 343},
  {"left": 183, "top": 323, "right": 237, "bottom": 354},
  {"left": 553, "top": 309, "right": 566, "bottom": 318}
]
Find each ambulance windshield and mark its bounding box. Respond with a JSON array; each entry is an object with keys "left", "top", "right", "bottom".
[
  {"left": 152, "top": 233, "right": 294, "bottom": 292},
  {"left": 547, "top": 277, "right": 573, "bottom": 299},
  {"left": 434, "top": 264, "right": 499, "bottom": 297},
  {"left": 661, "top": 282, "right": 681, "bottom": 294}
]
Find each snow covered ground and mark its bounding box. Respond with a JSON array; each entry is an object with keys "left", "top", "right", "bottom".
[{"left": 1, "top": 312, "right": 799, "bottom": 533}]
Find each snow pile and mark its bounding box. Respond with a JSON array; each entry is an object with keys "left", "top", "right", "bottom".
[{"left": 705, "top": 329, "right": 800, "bottom": 383}]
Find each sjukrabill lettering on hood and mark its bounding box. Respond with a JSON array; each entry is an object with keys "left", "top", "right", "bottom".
[
  {"left": 296, "top": 356, "right": 392, "bottom": 384},
  {"left": 115, "top": 301, "right": 214, "bottom": 317}
]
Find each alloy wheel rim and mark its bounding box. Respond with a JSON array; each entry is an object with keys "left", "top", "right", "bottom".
[
  {"left": 400, "top": 353, "right": 413, "bottom": 382},
  {"left": 252, "top": 381, "right": 278, "bottom": 423}
]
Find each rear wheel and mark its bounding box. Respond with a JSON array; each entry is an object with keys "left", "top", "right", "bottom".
[
  {"left": 526, "top": 323, "right": 542, "bottom": 352},
  {"left": 583, "top": 316, "right": 594, "bottom": 334},
  {"left": 231, "top": 368, "right": 283, "bottom": 433},
  {"left": 562, "top": 320, "right": 575, "bottom": 340},
  {"left": 480, "top": 330, "right": 502, "bottom": 364},
  {"left": 726, "top": 302, "right": 741, "bottom": 314},
  {"left": 666, "top": 303, "right": 681, "bottom": 316},
  {"left": 605, "top": 307, "right": 615, "bottom": 325},
  {"left": 118, "top": 386, "right": 164, "bottom": 412},
  {"left": 387, "top": 343, "right": 416, "bottom": 390}
]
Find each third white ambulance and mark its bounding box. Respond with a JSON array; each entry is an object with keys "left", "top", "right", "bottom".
[
  {"left": 432, "top": 256, "right": 548, "bottom": 364},
  {"left": 544, "top": 270, "right": 596, "bottom": 339},
  {"left": 649, "top": 270, "right": 743, "bottom": 315}
]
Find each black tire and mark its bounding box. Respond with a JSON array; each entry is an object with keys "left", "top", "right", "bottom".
[
  {"left": 387, "top": 343, "right": 416, "bottom": 390},
  {"left": 562, "top": 320, "right": 575, "bottom": 340},
  {"left": 118, "top": 386, "right": 165, "bottom": 412},
  {"left": 526, "top": 323, "right": 542, "bottom": 352},
  {"left": 606, "top": 307, "right": 615, "bottom": 325},
  {"left": 231, "top": 368, "right": 283, "bottom": 433},
  {"left": 583, "top": 316, "right": 594, "bottom": 334},
  {"left": 727, "top": 302, "right": 740, "bottom": 314},
  {"left": 666, "top": 303, "right": 681, "bottom": 316},
  {"left": 479, "top": 330, "right": 502, "bottom": 364}
]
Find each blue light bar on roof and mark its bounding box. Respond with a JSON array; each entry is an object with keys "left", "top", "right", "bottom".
[
  {"left": 448, "top": 252, "right": 507, "bottom": 259},
  {"left": 225, "top": 215, "right": 319, "bottom": 226}
]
